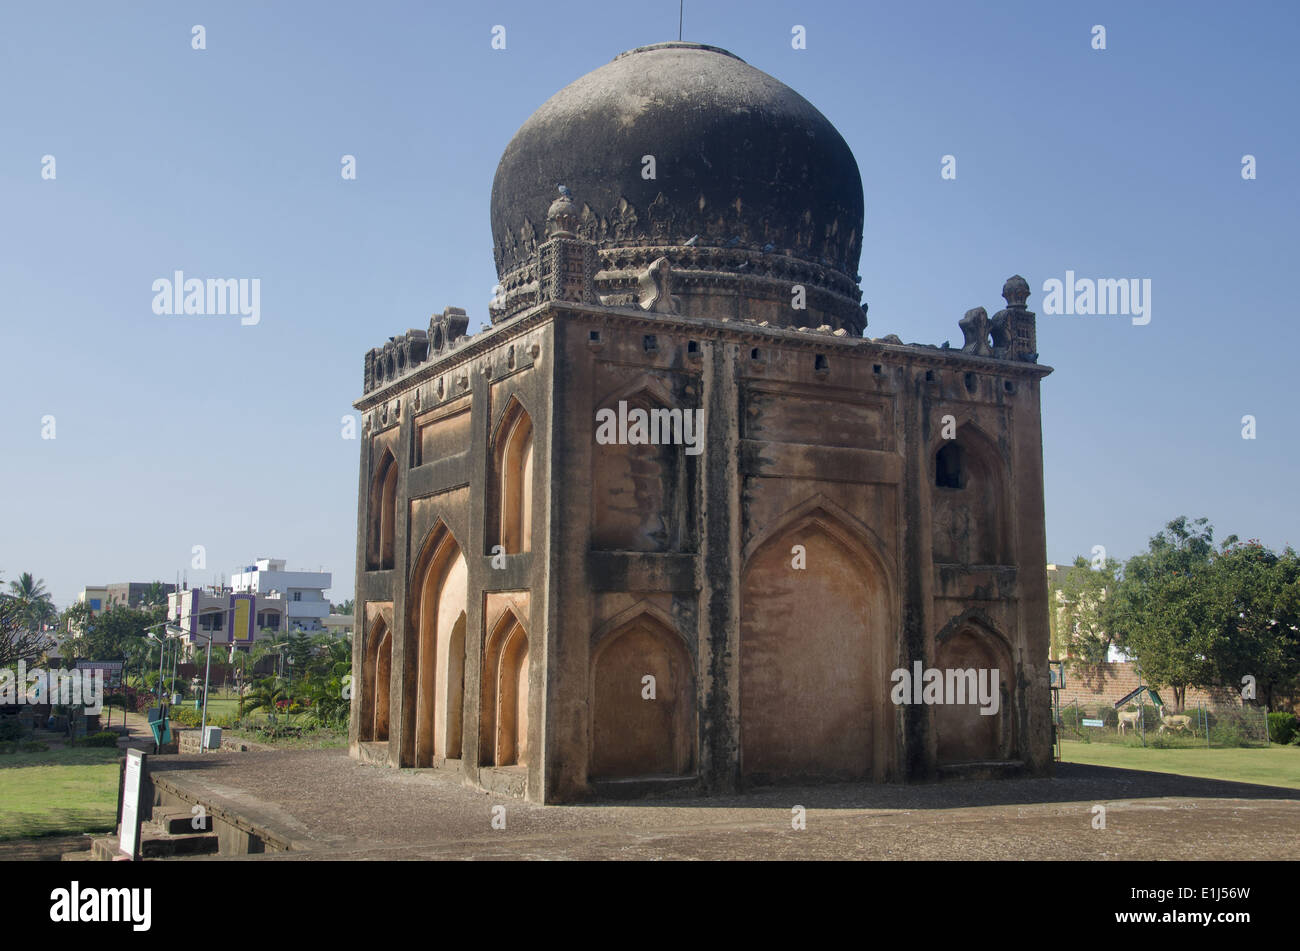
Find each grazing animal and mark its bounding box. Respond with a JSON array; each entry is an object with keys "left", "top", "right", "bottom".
[
  {"left": 1158, "top": 704, "right": 1195, "bottom": 736},
  {"left": 1117, "top": 709, "right": 1140, "bottom": 735}
]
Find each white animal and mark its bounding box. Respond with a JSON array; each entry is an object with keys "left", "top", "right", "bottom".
[
  {"left": 1157, "top": 704, "right": 1194, "bottom": 736},
  {"left": 1117, "top": 709, "right": 1140, "bottom": 734}
]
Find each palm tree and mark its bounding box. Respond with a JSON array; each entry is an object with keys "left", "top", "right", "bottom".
[
  {"left": 239, "top": 677, "right": 289, "bottom": 715},
  {"left": 8, "top": 572, "right": 56, "bottom": 632},
  {"left": 141, "top": 581, "right": 169, "bottom": 608},
  {"left": 239, "top": 677, "right": 293, "bottom": 734},
  {"left": 251, "top": 629, "right": 292, "bottom": 677}
]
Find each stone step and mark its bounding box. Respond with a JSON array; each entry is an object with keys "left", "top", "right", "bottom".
[
  {"left": 89, "top": 836, "right": 126, "bottom": 861},
  {"left": 82, "top": 827, "right": 219, "bottom": 860},
  {"left": 149, "top": 805, "right": 213, "bottom": 835},
  {"left": 140, "top": 829, "right": 219, "bottom": 858}
]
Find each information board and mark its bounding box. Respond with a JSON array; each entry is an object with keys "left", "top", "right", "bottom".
[{"left": 119, "top": 749, "right": 145, "bottom": 860}]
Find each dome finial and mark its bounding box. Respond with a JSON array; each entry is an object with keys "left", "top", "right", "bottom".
[
  {"left": 547, "top": 186, "right": 579, "bottom": 237},
  {"left": 1002, "top": 274, "right": 1030, "bottom": 307}
]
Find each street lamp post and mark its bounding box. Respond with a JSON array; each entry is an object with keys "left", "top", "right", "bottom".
[
  {"left": 170, "top": 624, "right": 213, "bottom": 752},
  {"left": 148, "top": 632, "right": 165, "bottom": 706},
  {"left": 169, "top": 636, "right": 178, "bottom": 703}
]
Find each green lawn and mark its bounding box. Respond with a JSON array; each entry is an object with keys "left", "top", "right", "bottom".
[
  {"left": 1062, "top": 740, "right": 1300, "bottom": 790},
  {"left": 0, "top": 747, "right": 122, "bottom": 840}
]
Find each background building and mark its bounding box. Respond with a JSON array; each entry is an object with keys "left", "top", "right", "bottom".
[
  {"left": 76, "top": 586, "right": 109, "bottom": 618},
  {"left": 230, "top": 558, "right": 332, "bottom": 633},
  {"left": 168, "top": 587, "right": 282, "bottom": 656}
]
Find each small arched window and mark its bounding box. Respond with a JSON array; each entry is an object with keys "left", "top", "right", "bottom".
[
  {"left": 492, "top": 399, "right": 533, "bottom": 554},
  {"left": 936, "top": 442, "right": 964, "bottom": 489},
  {"left": 367, "top": 448, "right": 398, "bottom": 570}
]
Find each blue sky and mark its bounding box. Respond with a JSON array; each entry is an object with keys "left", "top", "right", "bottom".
[{"left": 2, "top": 1, "right": 1297, "bottom": 608}]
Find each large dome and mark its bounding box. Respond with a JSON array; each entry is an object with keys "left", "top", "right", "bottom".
[{"left": 490, "top": 42, "right": 865, "bottom": 291}]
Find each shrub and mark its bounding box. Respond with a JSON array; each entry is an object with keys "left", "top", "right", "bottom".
[
  {"left": 170, "top": 707, "right": 204, "bottom": 728},
  {"left": 78, "top": 732, "right": 119, "bottom": 748},
  {"left": 1210, "top": 725, "right": 1245, "bottom": 747},
  {"left": 1267, "top": 712, "right": 1297, "bottom": 745},
  {"left": 20, "top": 741, "right": 48, "bottom": 753},
  {"left": 0, "top": 719, "right": 24, "bottom": 742},
  {"left": 104, "top": 690, "right": 139, "bottom": 710}
]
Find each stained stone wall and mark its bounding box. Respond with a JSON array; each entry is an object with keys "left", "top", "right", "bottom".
[{"left": 349, "top": 280, "right": 1053, "bottom": 802}]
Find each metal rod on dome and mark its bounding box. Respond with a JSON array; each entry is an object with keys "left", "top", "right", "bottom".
[{"left": 679, "top": 1, "right": 683, "bottom": 41}]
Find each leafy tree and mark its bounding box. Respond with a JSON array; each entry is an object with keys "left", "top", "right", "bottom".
[
  {"left": 1109, "top": 517, "right": 1218, "bottom": 711},
  {"left": 140, "top": 581, "right": 170, "bottom": 608},
  {"left": 1206, "top": 539, "right": 1300, "bottom": 710},
  {"left": 286, "top": 631, "right": 313, "bottom": 678},
  {"left": 60, "top": 601, "right": 91, "bottom": 636},
  {"left": 252, "top": 630, "right": 291, "bottom": 677},
  {"left": 333, "top": 598, "right": 355, "bottom": 616},
  {"left": 64, "top": 603, "right": 167, "bottom": 664},
  {"left": 1050, "top": 556, "right": 1121, "bottom": 667},
  {"left": 300, "top": 634, "right": 352, "bottom": 729}
]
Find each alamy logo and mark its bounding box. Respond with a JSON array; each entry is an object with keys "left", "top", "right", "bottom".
[
  {"left": 151, "top": 271, "right": 261, "bottom": 325},
  {"left": 890, "top": 662, "right": 1000, "bottom": 715},
  {"left": 1041, "top": 270, "right": 1151, "bottom": 326},
  {"left": 0, "top": 663, "right": 103, "bottom": 713},
  {"left": 595, "top": 400, "right": 704, "bottom": 456},
  {"left": 50, "top": 882, "right": 151, "bottom": 931}
]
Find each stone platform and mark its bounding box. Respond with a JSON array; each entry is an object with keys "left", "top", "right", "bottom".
[{"left": 60, "top": 748, "right": 1300, "bottom": 860}]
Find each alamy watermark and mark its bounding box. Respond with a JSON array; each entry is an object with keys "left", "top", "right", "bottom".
[
  {"left": 595, "top": 400, "right": 704, "bottom": 456},
  {"left": 890, "top": 661, "right": 1000, "bottom": 715},
  {"left": 0, "top": 663, "right": 103, "bottom": 714},
  {"left": 1041, "top": 270, "right": 1150, "bottom": 326},
  {"left": 152, "top": 271, "right": 260, "bottom": 326}
]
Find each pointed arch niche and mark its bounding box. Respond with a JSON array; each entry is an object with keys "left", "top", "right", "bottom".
[
  {"left": 366, "top": 446, "right": 398, "bottom": 570},
  {"left": 481, "top": 608, "right": 531, "bottom": 767},
  {"left": 489, "top": 396, "right": 534, "bottom": 555},
  {"left": 933, "top": 613, "right": 1018, "bottom": 765},
  {"left": 739, "top": 499, "right": 893, "bottom": 783},
  {"left": 590, "top": 380, "right": 697, "bottom": 553},
  {"left": 360, "top": 614, "right": 392, "bottom": 743},
  {"left": 930, "top": 425, "right": 1013, "bottom": 566},
  {"left": 590, "top": 606, "right": 695, "bottom": 779},
  {"left": 407, "top": 522, "right": 468, "bottom": 766}
]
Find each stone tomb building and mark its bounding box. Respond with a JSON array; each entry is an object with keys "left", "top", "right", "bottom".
[{"left": 349, "top": 42, "right": 1053, "bottom": 802}]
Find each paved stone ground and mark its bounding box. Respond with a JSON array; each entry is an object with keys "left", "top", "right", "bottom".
[{"left": 139, "top": 749, "right": 1300, "bottom": 860}]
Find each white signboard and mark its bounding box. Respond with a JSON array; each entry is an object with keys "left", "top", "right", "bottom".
[
  {"left": 119, "top": 749, "right": 145, "bottom": 860},
  {"left": 1082, "top": 718, "right": 1104, "bottom": 728}
]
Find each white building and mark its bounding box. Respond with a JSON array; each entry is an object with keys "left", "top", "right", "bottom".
[
  {"left": 168, "top": 586, "right": 288, "bottom": 656},
  {"left": 230, "top": 558, "right": 331, "bottom": 633}
]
